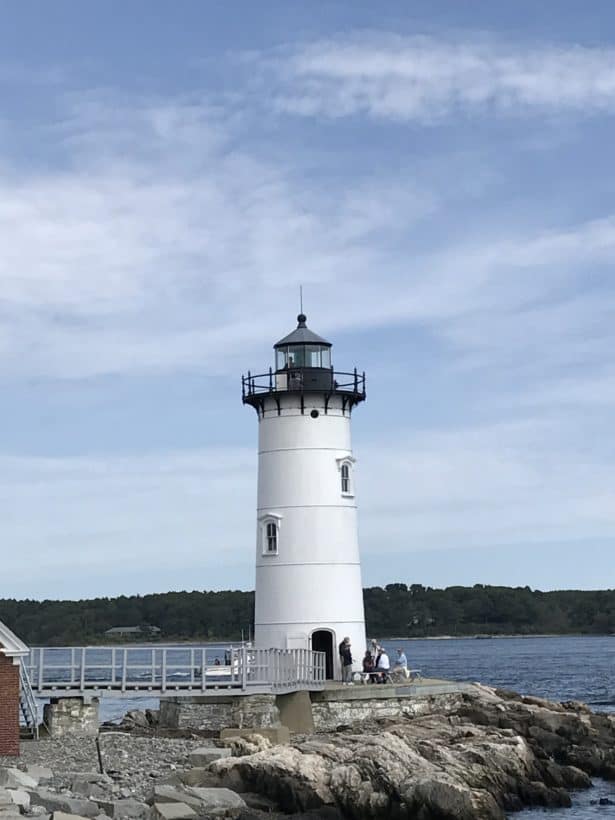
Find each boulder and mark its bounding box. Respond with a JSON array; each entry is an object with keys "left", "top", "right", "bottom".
[
  {"left": 184, "top": 788, "right": 246, "bottom": 817},
  {"left": 0, "top": 769, "right": 38, "bottom": 790},
  {"left": 151, "top": 804, "right": 195, "bottom": 820},
  {"left": 7, "top": 790, "right": 30, "bottom": 810},
  {"left": 239, "top": 792, "right": 279, "bottom": 812},
  {"left": 177, "top": 769, "right": 221, "bottom": 788},
  {"left": 0, "top": 791, "right": 13, "bottom": 807},
  {"left": 122, "top": 711, "right": 150, "bottom": 730},
  {"left": 24, "top": 766, "right": 53, "bottom": 786},
  {"left": 146, "top": 785, "right": 246, "bottom": 819},
  {"left": 96, "top": 799, "right": 150, "bottom": 819},
  {"left": 52, "top": 813, "right": 99, "bottom": 820},
  {"left": 71, "top": 778, "right": 108, "bottom": 800},
  {"left": 220, "top": 727, "right": 289, "bottom": 745},
  {"left": 29, "top": 789, "right": 100, "bottom": 818},
  {"left": 146, "top": 787, "right": 206, "bottom": 811},
  {"left": 187, "top": 748, "right": 231, "bottom": 767},
  {"left": 145, "top": 710, "right": 160, "bottom": 727}
]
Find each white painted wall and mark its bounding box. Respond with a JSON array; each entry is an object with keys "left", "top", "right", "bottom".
[{"left": 253, "top": 392, "right": 367, "bottom": 675}]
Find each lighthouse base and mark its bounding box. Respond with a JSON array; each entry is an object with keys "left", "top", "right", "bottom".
[{"left": 255, "top": 622, "right": 367, "bottom": 681}]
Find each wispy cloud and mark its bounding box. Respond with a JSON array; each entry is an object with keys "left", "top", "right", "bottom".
[
  {"left": 2, "top": 86, "right": 614, "bottom": 384},
  {"left": 0, "top": 90, "right": 439, "bottom": 378},
  {"left": 2, "top": 22, "right": 615, "bottom": 595},
  {"left": 269, "top": 33, "right": 615, "bottom": 121}
]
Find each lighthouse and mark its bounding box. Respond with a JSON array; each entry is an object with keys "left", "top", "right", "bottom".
[{"left": 242, "top": 313, "right": 367, "bottom": 679}]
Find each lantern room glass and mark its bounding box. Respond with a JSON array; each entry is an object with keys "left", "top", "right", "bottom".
[{"left": 276, "top": 345, "right": 331, "bottom": 370}]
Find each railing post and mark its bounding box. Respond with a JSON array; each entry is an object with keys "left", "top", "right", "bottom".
[
  {"left": 269, "top": 366, "right": 273, "bottom": 391},
  {"left": 79, "top": 648, "right": 86, "bottom": 693},
  {"left": 111, "top": 648, "right": 116, "bottom": 685},
  {"left": 37, "top": 648, "right": 44, "bottom": 691},
  {"left": 162, "top": 649, "right": 167, "bottom": 693},
  {"left": 121, "top": 648, "right": 127, "bottom": 692},
  {"left": 201, "top": 649, "right": 206, "bottom": 692},
  {"left": 151, "top": 648, "right": 155, "bottom": 685},
  {"left": 71, "top": 647, "right": 76, "bottom": 686},
  {"left": 241, "top": 646, "right": 247, "bottom": 691}
]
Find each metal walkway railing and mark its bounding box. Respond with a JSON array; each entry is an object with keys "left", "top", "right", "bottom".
[{"left": 25, "top": 645, "right": 326, "bottom": 697}]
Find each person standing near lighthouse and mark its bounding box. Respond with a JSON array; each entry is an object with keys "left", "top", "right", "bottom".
[{"left": 242, "top": 313, "right": 367, "bottom": 680}]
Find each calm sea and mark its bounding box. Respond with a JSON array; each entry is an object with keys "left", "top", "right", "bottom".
[{"left": 41, "top": 635, "right": 615, "bottom": 818}]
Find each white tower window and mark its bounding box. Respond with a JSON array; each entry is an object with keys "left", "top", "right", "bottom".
[
  {"left": 341, "top": 463, "right": 350, "bottom": 493},
  {"left": 336, "top": 457, "right": 355, "bottom": 497},
  {"left": 266, "top": 522, "right": 278, "bottom": 553},
  {"left": 259, "top": 514, "right": 282, "bottom": 556}
]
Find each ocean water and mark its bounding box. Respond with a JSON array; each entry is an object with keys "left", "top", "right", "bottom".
[
  {"left": 377, "top": 635, "right": 615, "bottom": 709},
  {"left": 36, "top": 635, "right": 615, "bottom": 817}
]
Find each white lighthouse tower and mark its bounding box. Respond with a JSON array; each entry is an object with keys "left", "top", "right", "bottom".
[{"left": 242, "top": 313, "right": 367, "bottom": 678}]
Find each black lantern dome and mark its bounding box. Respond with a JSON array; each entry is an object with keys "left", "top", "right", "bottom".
[
  {"left": 242, "top": 314, "right": 365, "bottom": 416},
  {"left": 274, "top": 314, "right": 332, "bottom": 371}
]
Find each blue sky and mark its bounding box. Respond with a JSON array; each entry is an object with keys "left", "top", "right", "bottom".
[{"left": 2, "top": 0, "right": 615, "bottom": 598}]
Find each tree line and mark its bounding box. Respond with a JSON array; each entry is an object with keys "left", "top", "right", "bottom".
[{"left": 1, "top": 584, "right": 614, "bottom": 646}]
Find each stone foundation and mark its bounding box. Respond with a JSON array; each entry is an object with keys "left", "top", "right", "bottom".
[
  {"left": 310, "top": 681, "right": 476, "bottom": 731},
  {"left": 159, "top": 694, "right": 280, "bottom": 732},
  {"left": 160, "top": 681, "right": 474, "bottom": 735},
  {"left": 43, "top": 697, "right": 99, "bottom": 736}
]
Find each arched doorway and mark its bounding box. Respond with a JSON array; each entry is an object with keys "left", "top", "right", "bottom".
[{"left": 311, "top": 629, "right": 335, "bottom": 680}]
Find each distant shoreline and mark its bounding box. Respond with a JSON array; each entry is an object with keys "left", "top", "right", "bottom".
[{"left": 378, "top": 632, "right": 615, "bottom": 641}]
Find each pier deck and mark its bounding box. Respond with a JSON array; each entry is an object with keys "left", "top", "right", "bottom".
[{"left": 24, "top": 645, "right": 326, "bottom": 698}]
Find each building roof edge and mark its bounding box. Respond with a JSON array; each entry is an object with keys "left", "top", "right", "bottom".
[{"left": 0, "top": 619, "right": 29, "bottom": 657}]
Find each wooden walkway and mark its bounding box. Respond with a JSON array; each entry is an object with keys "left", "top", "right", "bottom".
[{"left": 24, "top": 645, "right": 326, "bottom": 698}]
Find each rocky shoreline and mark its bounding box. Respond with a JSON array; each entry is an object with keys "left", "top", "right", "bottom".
[{"left": 1, "top": 684, "right": 614, "bottom": 819}]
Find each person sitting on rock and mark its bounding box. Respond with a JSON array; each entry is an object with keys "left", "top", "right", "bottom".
[
  {"left": 362, "top": 650, "right": 375, "bottom": 683},
  {"left": 393, "top": 648, "right": 409, "bottom": 679}
]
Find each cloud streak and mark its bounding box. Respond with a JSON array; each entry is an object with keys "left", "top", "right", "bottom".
[{"left": 271, "top": 34, "right": 615, "bottom": 121}]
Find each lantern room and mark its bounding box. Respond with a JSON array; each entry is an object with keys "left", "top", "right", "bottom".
[{"left": 242, "top": 313, "right": 366, "bottom": 414}]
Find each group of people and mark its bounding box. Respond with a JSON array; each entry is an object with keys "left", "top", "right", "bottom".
[{"left": 338, "top": 636, "right": 409, "bottom": 684}]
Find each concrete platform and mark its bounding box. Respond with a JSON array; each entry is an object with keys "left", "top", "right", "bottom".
[{"left": 317, "top": 677, "right": 476, "bottom": 700}]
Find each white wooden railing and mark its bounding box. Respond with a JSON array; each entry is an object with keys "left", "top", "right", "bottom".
[{"left": 25, "top": 646, "right": 326, "bottom": 696}]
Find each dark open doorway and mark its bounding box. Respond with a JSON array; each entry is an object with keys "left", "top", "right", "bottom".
[{"left": 311, "top": 629, "right": 334, "bottom": 679}]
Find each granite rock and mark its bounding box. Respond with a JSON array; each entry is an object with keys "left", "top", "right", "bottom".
[
  {"left": 29, "top": 788, "right": 100, "bottom": 818},
  {"left": 187, "top": 747, "right": 231, "bottom": 767},
  {"left": 211, "top": 686, "right": 615, "bottom": 819}
]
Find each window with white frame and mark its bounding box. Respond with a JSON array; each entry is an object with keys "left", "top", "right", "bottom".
[
  {"left": 341, "top": 463, "right": 350, "bottom": 494},
  {"left": 266, "top": 521, "right": 278, "bottom": 553},
  {"left": 260, "top": 514, "right": 282, "bottom": 555},
  {"left": 337, "top": 457, "right": 355, "bottom": 497}
]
